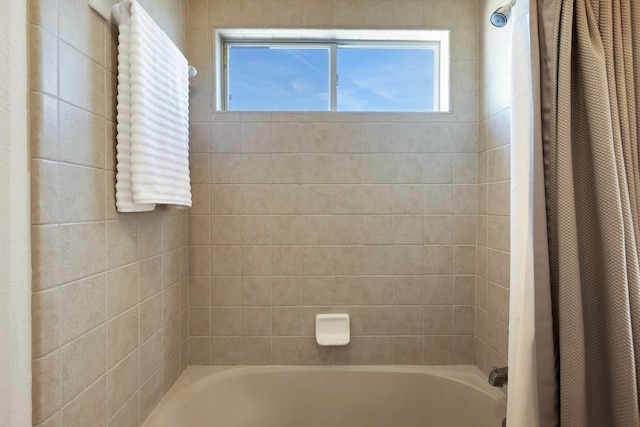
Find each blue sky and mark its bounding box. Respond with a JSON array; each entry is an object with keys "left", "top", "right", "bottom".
[{"left": 227, "top": 45, "right": 435, "bottom": 112}]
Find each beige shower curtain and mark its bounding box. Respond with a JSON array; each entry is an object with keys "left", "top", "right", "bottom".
[{"left": 543, "top": 0, "right": 640, "bottom": 425}]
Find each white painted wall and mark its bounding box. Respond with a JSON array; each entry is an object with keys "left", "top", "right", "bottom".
[{"left": 0, "top": 0, "right": 32, "bottom": 425}]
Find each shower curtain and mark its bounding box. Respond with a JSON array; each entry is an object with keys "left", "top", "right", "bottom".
[
  {"left": 508, "top": 1, "right": 558, "bottom": 426},
  {"left": 544, "top": 0, "right": 640, "bottom": 425},
  {"left": 510, "top": 0, "right": 640, "bottom": 425}
]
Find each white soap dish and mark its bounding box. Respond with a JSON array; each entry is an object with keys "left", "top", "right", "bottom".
[{"left": 315, "top": 313, "right": 350, "bottom": 346}]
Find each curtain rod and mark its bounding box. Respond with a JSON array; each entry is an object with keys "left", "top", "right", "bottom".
[{"left": 88, "top": 0, "right": 197, "bottom": 78}]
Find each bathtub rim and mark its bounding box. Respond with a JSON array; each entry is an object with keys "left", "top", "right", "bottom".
[{"left": 143, "top": 364, "right": 506, "bottom": 426}]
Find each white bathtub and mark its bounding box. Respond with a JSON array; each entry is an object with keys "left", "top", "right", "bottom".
[{"left": 143, "top": 365, "right": 507, "bottom": 427}]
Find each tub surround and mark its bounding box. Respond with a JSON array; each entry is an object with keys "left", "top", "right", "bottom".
[
  {"left": 476, "top": 0, "right": 511, "bottom": 375},
  {"left": 28, "top": 0, "right": 188, "bottom": 426},
  {"left": 26, "top": 0, "right": 513, "bottom": 426},
  {"left": 186, "top": 0, "right": 483, "bottom": 368}
]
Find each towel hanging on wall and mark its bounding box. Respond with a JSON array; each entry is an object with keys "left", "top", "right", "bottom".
[{"left": 114, "top": 0, "right": 192, "bottom": 212}]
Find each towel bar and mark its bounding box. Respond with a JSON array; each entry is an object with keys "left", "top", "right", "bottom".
[{"left": 88, "top": 0, "right": 197, "bottom": 78}]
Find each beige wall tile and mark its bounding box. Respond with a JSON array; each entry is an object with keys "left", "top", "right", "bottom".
[
  {"left": 138, "top": 293, "right": 162, "bottom": 344},
  {"left": 423, "top": 275, "right": 453, "bottom": 305},
  {"left": 210, "top": 246, "right": 241, "bottom": 276},
  {"left": 189, "top": 307, "right": 211, "bottom": 336},
  {"left": 161, "top": 251, "right": 180, "bottom": 289},
  {"left": 423, "top": 305, "right": 452, "bottom": 335},
  {"left": 31, "top": 160, "right": 60, "bottom": 225},
  {"left": 423, "top": 185, "right": 454, "bottom": 214},
  {"left": 61, "top": 274, "right": 106, "bottom": 344},
  {"left": 302, "top": 184, "right": 334, "bottom": 214},
  {"left": 59, "top": 164, "right": 105, "bottom": 223},
  {"left": 454, "top": 245, "right": 476, "bottom": 274},
  {"left": 333, "top": 277, "right": 362, "bottom": 305},
  {"left": 453, "top": 335, "right": 475, "bottom": 364},
  {"left": 61, "top": 326, "right": 106, "bottom": 405},
  {"left": 487, "top": 248, "right": 509, "bottom": 288},
  {"left": 109, "top": 392, "right": 139, "bottom": 427},
  {"left": 362, "top": 277, "right": 393, "bottom": 305},
  {"left": 362, "top": 245, "right": 393, "bottom": 275},
  {"left": 32, "top": 288, "right": 61, "bottom": 359},
  {"left": 272, "top": 278, "right": 303, "bottom": 305},
  {"left": 361, "top": 336, "right": 393, "bottom": 364},
  {"left": 189, "top": 276, "right": 211, "bottom": 306},
  {"left": 271, "top": 337, "right": 302, "bottom": 364},
  {"left": 30, "top": 92, "right": 59, "bottom": 160},
  {"left": 211, "top": 276, "right": 241, "bottom": 305},
  {"left": 29, "top": 25, "right": 58, "bottom": 96},
  {"left": 487, "top": 215, "right": 510, "bottom": 252},
  {"left": 163, "top": 283, "right": 181, "bottom": 323},
  {"left": 363, "top": 0, "right": 394, "bottom": 26},
  {"left": 239, "top": 337, "right": 272, "bottom": 364},
  {"left": 394, "top": 306, "right": 423, "bottom": 334},
  {"left": 487, "top": 282, "right": 509, "bottom": 323},
  {"left": 423, "top": 335, "right": 452, "bottom": 364},
  {"left": 423, "top": 245, "right": 453, "bottom": 275},
  {"left": 58, "top": 0, "right": 105, "bottom": 65},
  {"left": 59, "top": 102, "right": 105, "bottom": 168},
  {"left": 139, "top": 370, "right": 163, "bottom": 422},
  {"left": 139, "top": 333, "right": 163, "bottom": 386},
  {"left": 210, "top": 215, "right": 241, "bottom": 245},
  {"left": 62, "top": 377, "right": 107, "bottom": 427},
  {"left": 138, "top": 256, "right": 162, "bottom": 301},
  {"left": 272, "top": 215, "right": 303, "bottom": 244},
  {"left": 332, "top": 0, "right": 363, "bottom": 26},
  {"left": 241, "top": 307, "right": 272, "bottom": 336},
  {"left": 333, "top": 246, "right": 363, "bottom": 275},
  {"left": 363, "top": 185, "right": 394, "bottom": 214},
  {"left": 362, "top": 306, "right": 393, "bottom": 335},
  {"left": 32, "top": 351, "right": 61, "bottom": 425},
  {"left": 453, "top": 305, "right": 475, "bottom": 334},
  {"left": 106, "top": 220, "right": 138, "bottom": 269},
  {"left": 162, "top": 317, "right": 181, "bottom": 362},
  {"left": 302, "top": 277, "right": 333, "bottom": 305},
  {"left": 422, "top": 0, "right": 454, "bottom": 27},
  {"left": 107, "top": 308, "right": 138, "bottom": 368},
  {"left": 272, "top": 307, "right": 302, "bottom": 336},
  {"left": 455, "top": 215, "right": 477, "bottom": 244},
  {"left": 188, "top": 337, "right": 211, "bottom": 365},
  {"left": 60, "top": 222, "right": 106, "bottom": 283},
  {"left": 393, "top": 336, "right": 424, "bottom": 364},
  {"left": 393, "top": 276, "right": 423, "bottom": 304},
  {"left": 58, "top": 41, "right": 104, "bottom": 117},
  {"left": 453, "top": 276, "right": 475, "bottom": 305},
  {"left": 241, "top": 277, "right": 272, "bottom": 305},
  {"left": 211, "top": 307, "right": 242, "bottom": 336},
  {"left": 486, "top": 314, "right": 508, "bottom": 359},
  {"left": 394, "top": 215, "right": 423, "bottom": 244},
  {"left": 107, "top": 350, "right": 138, "bottom": 418}
]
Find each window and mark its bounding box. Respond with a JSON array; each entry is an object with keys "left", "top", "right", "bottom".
[{"left": 219, "top": 30, "right": 449, "bottom": 112}]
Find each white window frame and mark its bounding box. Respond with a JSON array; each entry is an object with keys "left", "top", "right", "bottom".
[{"left": 216, "top": 29, "right": 450, "bottom": 112}]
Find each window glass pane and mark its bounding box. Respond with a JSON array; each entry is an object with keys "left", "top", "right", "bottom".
[
  {"left": 336, "top": 47, "right": 436, "bottom": 112},
  {"left": 227, "top": 46, "right": 330, "bottom": 111}
]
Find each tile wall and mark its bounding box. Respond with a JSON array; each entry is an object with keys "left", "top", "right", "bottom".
[
  {"left": 475, "top": 0, "right": 511, "bottom": 375},
  {"left": 27, "top": 0, "right": 512, "bottom": 423},
  {"left": 186, "top": 0, "right": 482, "bottom": 366},
  {"left": 28, "top": 0, "right": 189, "bottom": 425}
]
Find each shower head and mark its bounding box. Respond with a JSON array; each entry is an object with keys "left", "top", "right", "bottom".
[{"left": 490, "top": 0, "right": 516, "bottom": 27}]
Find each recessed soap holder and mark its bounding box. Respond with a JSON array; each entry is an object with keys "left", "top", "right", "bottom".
[{"left": 315, "top": 313, "right": 350, "bottom": 346}]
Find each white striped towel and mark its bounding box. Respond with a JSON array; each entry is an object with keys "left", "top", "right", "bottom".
[{"left": 114, "top": 0, "right": 191, "bottom": 212}]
